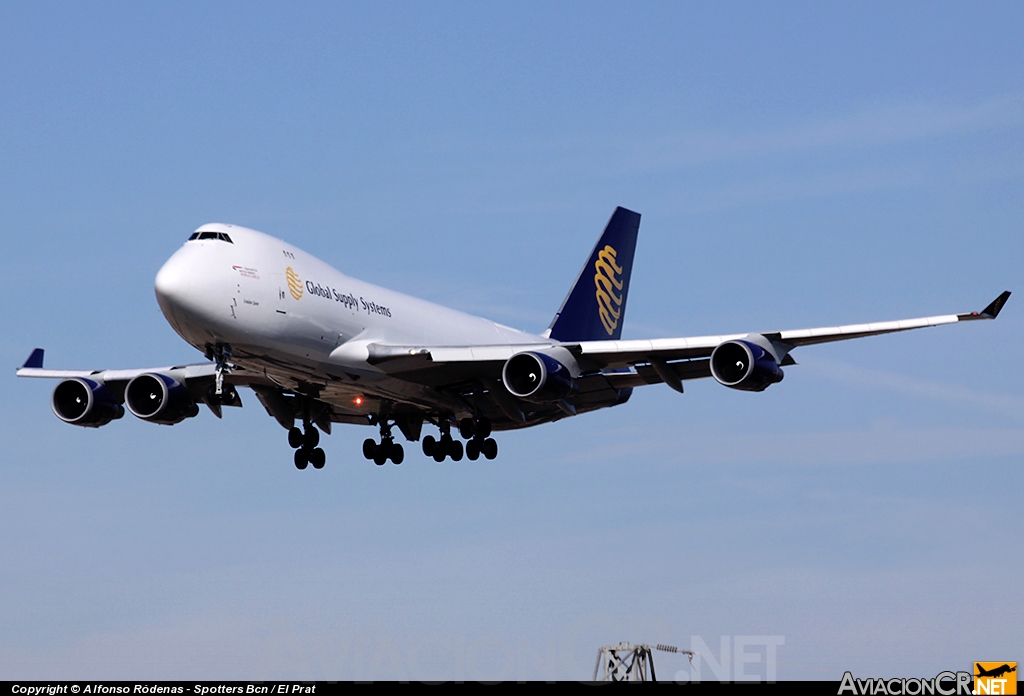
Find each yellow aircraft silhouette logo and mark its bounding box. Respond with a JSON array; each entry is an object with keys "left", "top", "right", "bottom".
[{"left": 975, "top": 662, "right": 1017, "bottom": 695}]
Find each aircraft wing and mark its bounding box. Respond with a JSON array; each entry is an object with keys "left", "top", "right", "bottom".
[
  {"left": 574, "top": 290, "right": 1011, "bottom": 368},
  {"left": 15, "top": 350, "right": 273, "bottom": 388},
  {"left": 17, "top": 358, "right": 217, "bottom": 383},
  {"left": 367, "top": 291, "right": 1010, "bottom": 391},
  {"left": 14, "top": 349, "right": 281, "bottom": 418}
]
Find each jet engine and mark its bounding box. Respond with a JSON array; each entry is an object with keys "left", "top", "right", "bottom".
[
  {"left": 125, "top": 373, "right": 200, "bottom": 425},
  {"left": 710, "top": 339, "right": 784, "bottom": 392},
  {"left": 51, "top": 378, "right": 125, "bottom": 427},
  {"left": 502, "top": 351, "right": 576, "bottom": 402}
]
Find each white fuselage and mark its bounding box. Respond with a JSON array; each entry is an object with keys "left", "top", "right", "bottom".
[{"left": 154, "top": 223, "right": 547, "bottom": 388}]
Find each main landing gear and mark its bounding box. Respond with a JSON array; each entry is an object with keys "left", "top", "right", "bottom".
[
  {"left": 363, "top": 418, "right": 404, "bottom": 466},
  {"left": 422, "top": 417, "right": 497, "bottom": 461},
  {"left": 422, "top": 420, "right": 462, "bottom": 462},
  {"left": 461, "top": 417, "right": 498, "bottom": 461},
  {"left": 289, "top": 423, "right": 326, "bottom": 470}
]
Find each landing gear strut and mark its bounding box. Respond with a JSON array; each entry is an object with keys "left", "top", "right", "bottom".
[
  {"left": 205, "top": 343, "right": 234, "bottom": 404},
  {"left": 363, "top": 418, "right": 404, "bottom": 465}
]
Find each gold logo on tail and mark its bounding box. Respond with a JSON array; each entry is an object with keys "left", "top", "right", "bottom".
[
  {"left": 594, "top": 245, "right": 624, "bottom": 335},
  {"left": 286, "top": 266, "right": 304, "bottom": 300}
]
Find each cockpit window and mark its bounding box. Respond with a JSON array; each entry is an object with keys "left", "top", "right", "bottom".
[{"left": 188, "top": 231, "right": 233, "bottom": 243}]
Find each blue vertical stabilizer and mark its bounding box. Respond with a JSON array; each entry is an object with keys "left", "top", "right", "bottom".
[{"left": 547, "top": 207, "right": 641, "bottom": 342}]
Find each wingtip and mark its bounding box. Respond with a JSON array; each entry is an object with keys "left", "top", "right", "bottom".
[
  {"left": 957, "top": 291, "right": 1011, "bottom": 321},
  {"left": 21, "top": 348, "right": 44, "bottom": 369},
  {"left": 982, "top": 290, "right": 1011, "bottom": 318}
]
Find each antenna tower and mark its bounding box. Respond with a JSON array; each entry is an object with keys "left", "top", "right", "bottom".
[{"left": 593, "top": 642, "right": 694, "bottom": 681}]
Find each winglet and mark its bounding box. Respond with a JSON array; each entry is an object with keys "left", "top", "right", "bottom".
[
  {"left": 22, "top": 348, "right": 44, "bottom": 369},
  {"left": 981, "top": 290, "right": 1011, "bottom": 318},
  {"left": 958, "top": 291, "right": 1011, "bottom": 321}
]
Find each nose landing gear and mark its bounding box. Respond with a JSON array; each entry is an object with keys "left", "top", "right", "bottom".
[{"left": 205, "top": 343, "right": 234, "bottom": 405}]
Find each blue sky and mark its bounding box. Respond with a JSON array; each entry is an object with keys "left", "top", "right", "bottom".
[{"left": 1, "top": 1, "right": 1022, "bottom": 681}]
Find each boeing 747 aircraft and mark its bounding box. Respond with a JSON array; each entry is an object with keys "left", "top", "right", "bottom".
[{"left": 17, "top": 208, "right": 1010, "bottom": 469}]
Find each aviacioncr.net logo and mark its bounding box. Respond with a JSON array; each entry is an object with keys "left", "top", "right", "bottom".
[
  {"left": 286, "top": 266, "right": 303, "bottom": 300},
  {"left": 594, "top": 244, "right": 624, "bottom": 335},
  {"left": 975, "top": 662, "right": 1017, "bottom": 695}
]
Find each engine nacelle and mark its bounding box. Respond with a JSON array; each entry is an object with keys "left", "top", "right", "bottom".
[
  {"left": 710, "top": 339, "right": 784, "bottom": 392},
  {"left": 51, "top": 378, "right": 125, "bottom": 427},
  {"left": 125, "top": 373, "right": 199, "bottom": 425},
  {"left": 502, "top": 351, "right": 576, "bottom": 402}
]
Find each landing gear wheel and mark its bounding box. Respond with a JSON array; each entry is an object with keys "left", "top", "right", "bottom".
[
  {"left": 450, "top": 439, "right": 464, "bottom": 461},
  {"left": 476, "top": 418, "right": 492, "bottom": 439},
  {"left": 363, "top": 438, "right": 377, "bottom": 460},
  {"left": 310, "top": 448, "right": 326, "bottom": 469},
  {"left": 422, "top": 435, "right": 436, "bottom": 456},
  {"left": 466, "top": 439, "right": 480, "bottom": 460},
  {"left": 434, "top": 434, "right": 454, "bottom": 462},
  {"left": 374, "top": 441, "right": 390, "bottom": 466},
  {"left": 482, "top": 438, "right": 498, "bottom": 460},
  {"left": 390, "top": 443, "right": 404, "bottom": 465},
  {"left": 303, "top": 428, "right": 320, "bottom": 449},
  {"left": 288, "top": 427, "right": 304, "bottom": 449},
  {"left": 294, "top": 449, "right": 309, "bottom": 470},
  {"left": 206, "top": 384, "right": 223, "bottom": 406},
  {"left": 459, "top": 418, "right": 475, "bottom": 439}
]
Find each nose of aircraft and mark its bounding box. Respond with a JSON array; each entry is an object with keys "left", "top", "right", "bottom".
[
  {"left": 154, "top": 245, "right": 220, "bottom": 338},
  {"left": 154, "top": 248, "right": 194, "bottom": 317},
  {"left": 155, "top": 234, "right": 241, "bottom": 345}
]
